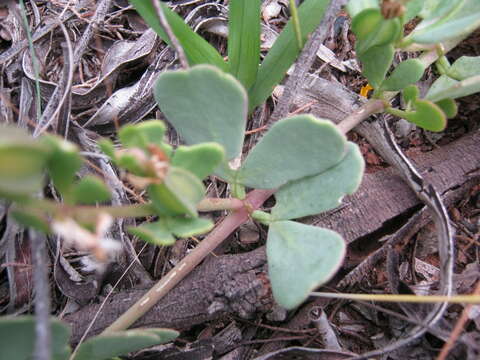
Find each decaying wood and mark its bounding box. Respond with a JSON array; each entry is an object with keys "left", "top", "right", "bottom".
[
  {"left": 65, "top": 247, "right": 270, "bottom": 344},
  {"left": 65, "top": 128, "right": 479, "bottom": 344}
]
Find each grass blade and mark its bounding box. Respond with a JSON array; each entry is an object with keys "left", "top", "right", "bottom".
[
  {"left": 228, "top": 0, "right": 261, "bottom": 89},
  {"left": 248, "top": 0, "right": 330, "bottom": 111},
  {"left": 129, "top": 0, "right": 226, "bottom": 70}
]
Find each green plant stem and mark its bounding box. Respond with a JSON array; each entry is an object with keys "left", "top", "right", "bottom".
[
  {"left": 289, "top": 0, "right": 303, "bottom": 49},
  {"left": 102, "top": 189, "right": 274, "bottom": 333},
  {"left": 29, "top": 197, "right": 243, "bottom": 223},
  {"left": 336, "top": 99, "right": 387, "bottom": 134},
  {"left": 385, "top": 106, "right": 409, "bottom": 119}
]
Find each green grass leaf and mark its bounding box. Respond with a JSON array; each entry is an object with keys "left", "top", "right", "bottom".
[
  {"left": 238, "top": 115, "right": 346, "bottom": 189},
  {"left": 129, "top": 0, "right": 226, "bottom": 70},
  {"left": 228, "top": 0, "right": 261, "bottom": 89},
  {"left": 248, "top": 0, "right": 330, "bottom": 111},
  {"left": 267, "top": 221, "right": 345, "bottom": 309}
]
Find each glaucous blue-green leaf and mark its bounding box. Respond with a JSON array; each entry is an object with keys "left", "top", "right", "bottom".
[
  {"left": 71, "top": 176, "right": 111, "bottom": 205},
  {"left": 154, "top": 65, "right": 247, "bottom": 160},
  {"left": 248, "top": 0, "right": 329, "bottom": 111},
  {"left": 118, "top": 120, "right": 166, "bottom": 150},
  {"left": 426, "top": 74, "right": 480, "bottom": 102},
  {"left": 165, "top": 216, "right": 213, "bottom": 238},
  {"left": 447, "top": 56, "right": 480, "bottom": 80},
  {"left": 436, "top": 98, "right": 458, "bottom": 118},
  {"left": 405, "top": 0, "right": 425, "bottom": 22},
  {"left": 381, "top": 59, "right": 425, "bottom": 91},
  {"left": 411, "top": 0, "right": 480, "bottom": 44},
  {"left": 346, "top": 0, "right": 379, "bottom": 18},
  {"left": 129, "top": 0, "right": 226, "bottom": 70},
  {"left": 272, "top": 143, "right": 364, "bottom": 220},
  {"left": 402, "top": 84, "right": 420, "bottom": 107},
  {"left": 43, "top": 135, "right": 82, "bottom": 196},
  {"left": 267, "top": 221, "right": 346, "bottom": 309},
  {"left": 228, "top": 0, "right": 261, "bottom": 89},
  {"left": 352, "top": 9, "right": 401, "bottom": 55},
  {"left": 397, "top": 99, "right": 447, "bottom": 132},
  {"left": 0, "top": 316, "right": 71, "bottom": 360},
  {"left": 148, "top": 166, "right": 205, "bottom": 217},
  {"left": 171, "top": 143, "right": 224, "bottom": 180},
  {"left": 74, "top": 328, "right": 178, "bottom": 360},
  {"left": 358, "top": 44, "right": 394, "bottom": 88},
  {"left": 419, "top": 0, "right": 461, "bottom": 19},
  {"left": 0, "top": 127, "right": 49, "bottom": 199},
  {"left": 238, "top": 115, "right": 346, "bottom": 189},
  {"left": 129, "top": 220, "right": 176, "bottom": 246}
]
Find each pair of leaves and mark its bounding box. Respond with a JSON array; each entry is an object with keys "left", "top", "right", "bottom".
[
  {"left": 426, "top": 56, "right": 480, "bottom": 103},
  {"left": 395, "top": 85, "right": 448, "bottom": 132},
  {"left": 129, "top": 216, "right": 213, "bottom": 246},
  {"left": 266, "top": 143, "right": 364, "bottom": 309},
  {"left": 154, "top": 65, "right": 352, "bottom": 191},
  {"left": 0, "top": 316, "right": 178, "bottom": 360}
]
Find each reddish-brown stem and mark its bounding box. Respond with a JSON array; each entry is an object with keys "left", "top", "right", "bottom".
[{"left": 103, "top": 189, "right": 274, "bottom": 333}]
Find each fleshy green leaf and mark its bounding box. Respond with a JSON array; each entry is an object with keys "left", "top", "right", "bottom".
[
  {"left": 402, "top": 84, "right": 420, "bottom": 107},
  {"left": 238, "top": 115, "right": 346, "bottom": 189},
  {"left": 358, "top": 44, "right": 394, "bottom": 89},
  {"left": 128, "top": 0, "right": 226, "bottom": 70},
  {"left": 73, "top": 328, "right": 178, "bottom": 360},
  {"left": 410, "top": 0, "right": 480, "bottom": 44},
  {"left": 351, "top": 9, "right": 401, "bottom": 55},
  {"left": 154, "top": 65, "right": 247, "bottom": 160},
  {"left": 436, "top": 98, "right": 458, "bottom": 119},
  {"left": 405, "top": 0, "right": 425, "bottom": 22},
  {"left": 0, "top": 316, "right": 71, "bottom": 360},
  {"left": 129, "top": 220, "right": 175, "bottom": 246},
  {"left": 272, "top": 143, "right": 364, "bottom": 220},
  {"left": 426, "top": 74, "right": 480, "bottom": 102},
  {"left": 381, "top": 59, "right": 425, "bottom": 91},
  {"left": 171, "top": 143, "right": 224, "bottom": 180},
  {"left": 148, "top": 166, "right": 205, "bottom": 217},
  {"left": 71, "top": 176, "right": 111, "bottom": 205},
  {"left": 166, "top": 216, "right": 213, "bottom": 238},
  {"left": 118, "top": 120, "right": 166, "bottom": 150},
  {"left": 398, "top": 99, "right": 447, "bottom": 132},
  {"left": 228, "top": 0, "right": 261, "bottom": 89},
  {"left": 447, "top": 56, "right": 480, "bottom": 80},
  {"left": 267, "top": 221, "right": 346, "bottom": 309},
  {"left": 0, "top": 133, "right": 48, "bottom": 199},
  {"left": 248, "top": 0, "right": 330, "bottom": 111}
]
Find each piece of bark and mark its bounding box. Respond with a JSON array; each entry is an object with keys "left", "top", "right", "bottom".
[{"left": 65, "top": 247, "right": 270, "bottom": 344}]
